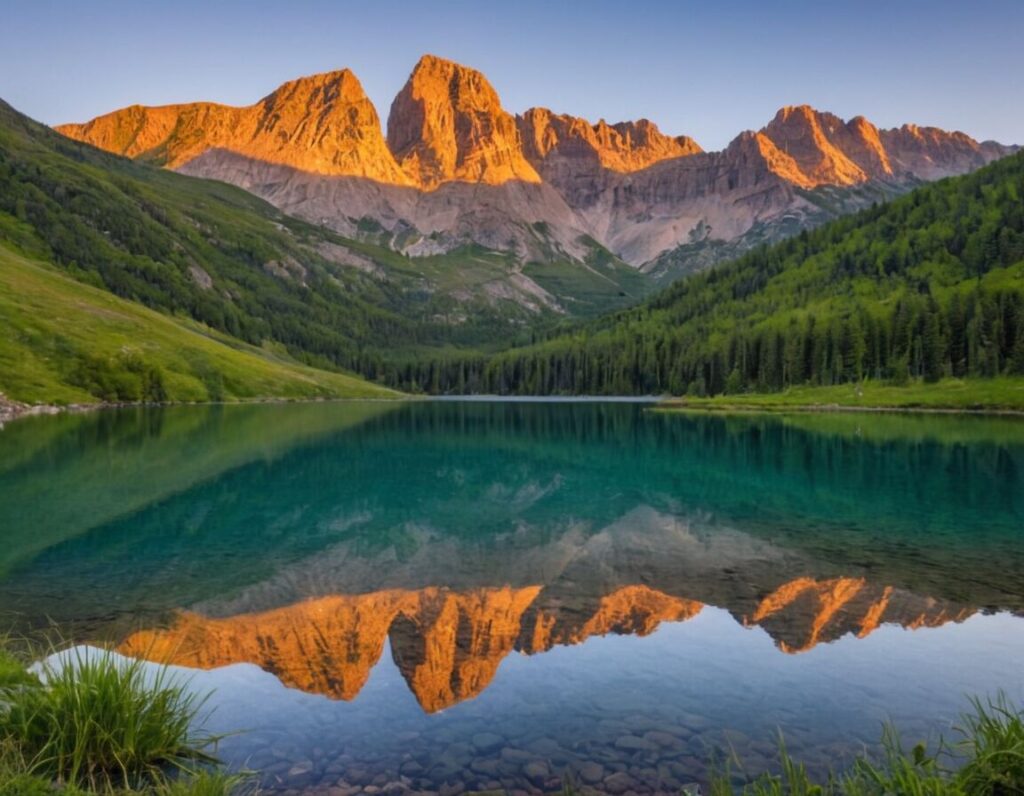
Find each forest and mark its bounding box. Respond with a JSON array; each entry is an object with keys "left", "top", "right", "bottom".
[{"left": 382, "top": 151, "right": 1024, "bottom": 396}]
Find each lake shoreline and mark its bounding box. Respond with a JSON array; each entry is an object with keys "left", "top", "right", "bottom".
[
  {"left": 6, "top": 391, "right": 1024, "bottom": 429},
  {"left": 655, "top": 400, "right": 1024, "bottom": 417},
  {"left": 0, "top": 393, "right": 412, "bottom": 428}
]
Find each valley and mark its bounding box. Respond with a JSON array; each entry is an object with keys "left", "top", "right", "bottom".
[{"left": 3, "top": 7, "right": 1024, "bottom": 796}]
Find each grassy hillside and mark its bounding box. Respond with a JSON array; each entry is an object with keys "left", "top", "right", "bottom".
[
  {"left": 0, "top": 243, "right": 396, "bottom": 404},
  {"left": 386, "top": 151, "right": 1024, "bottom": 401},
  {"left": 659, "top": 378, "right": 1024, "bottom": 413}
]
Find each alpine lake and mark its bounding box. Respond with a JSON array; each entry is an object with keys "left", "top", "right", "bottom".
[{"left": 1, "top": 399, "right": 1022, "bottom": 795}]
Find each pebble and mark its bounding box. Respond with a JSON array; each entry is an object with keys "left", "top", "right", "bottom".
[
  {"left": 472, "top": 731, "right": 505, "bottom": 753},
  {"left": 578, "top": 761, "right": 605, "bottom": 783},
  {"left": 287, "top": 759, "right": 315, "bottom": 777},
  {"left": 523, "top": 759, "right": 550, "bottom": 784},
  {"left": 525, "top": 736, "right": 562, "bottom": 755},
  {"left": 644, "top": 730, "right": 684, "bottom": 748},
  {"left": 603, "top": 770, "right": 638, "bottom": 794},
  {"left": 615, "top": 734, "right": 658, "bottom": 752},
  {"left": 500, "top": 747, "right": 532, "bottom": 763},
  {"left": 471, "top": 759, "right": 501, "bottom": 776}
]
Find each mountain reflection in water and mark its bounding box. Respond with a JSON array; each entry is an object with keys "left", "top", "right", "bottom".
[{"left": 117, "top": 507, "right": 976, "bottom": 713}]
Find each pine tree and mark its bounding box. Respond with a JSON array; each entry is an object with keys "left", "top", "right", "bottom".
[{"left": 922, "top": 302, "right": 944, "bottom": 382}]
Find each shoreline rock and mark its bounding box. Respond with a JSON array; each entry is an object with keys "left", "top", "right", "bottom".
[{"left": 0, "top": 393, "right": 65, "bottom": 426}]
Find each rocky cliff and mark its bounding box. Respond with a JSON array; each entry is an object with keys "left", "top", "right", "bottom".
[
  {"left": 58, "top": 70, "right": 410, "bottom": 185},
  {"left": 57, "top": 57, "right": 1016, "bottom": 279},
  {"left": 387, "top": 55, "right": 541, "bottom": 189}
]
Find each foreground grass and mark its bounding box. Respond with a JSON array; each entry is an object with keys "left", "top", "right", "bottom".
[
  {"left": 0, "top": 645, "right": 246, "bottom": 795},
  {"left": 0, "top": 243, "right": 398, "bottom": 406},
  {"left": 659, "top": 378, "right": 1024, "bottom": 414},
  {"left": 705, "top": 697, "right": 1024, "bottom": 795}
]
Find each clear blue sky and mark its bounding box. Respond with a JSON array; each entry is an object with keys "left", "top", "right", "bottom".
[{"left": 2, "top": 0, "right": 1022, "bottom": 151}]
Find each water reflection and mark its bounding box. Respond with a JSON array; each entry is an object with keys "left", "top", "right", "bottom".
[
  {"left": 110, "top": 505, "right": 976, "bottom": 714},
  {"left": 1, "top": 401, "right": 1023, "bottom": 793}
]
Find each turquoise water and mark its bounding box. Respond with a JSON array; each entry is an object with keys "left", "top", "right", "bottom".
[{"left": 1, "top": 401, "right": 1023, "bottom": 794}]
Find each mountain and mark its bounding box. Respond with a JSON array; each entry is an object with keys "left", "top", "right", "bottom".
[
  {"left": 57, "top": 56, "right": 1016, "bottom": 280},
  {"left": 517, "top": 109, "right": 703, "bottom": 174},
  {"left": 0, "top": 97, "right": 656, "bottom": 406},
  {"left": 387, "top": 54, "right": 541, "bottom": 188},
  {"left": 384, "top": 150, "right": 1024, "bottom": 396},
  {"left": 57, "top": 69, "right": 410, "bottom": 183}
]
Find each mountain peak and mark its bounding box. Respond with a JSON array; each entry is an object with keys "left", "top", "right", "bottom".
[
  {"left": 757, "top": 105, "right": 880, "bottom": 186},
  {"left": 517, "top": 108, "right": 702, "bottom": 174},
  {"left": 57, "top": 67, "right": 410, "bottom": 184},
  {"left": 263, "top": 68, "right": 367, "bottom": 105},
  {"left": 773, "top": 103, "right": 818, "bottom": 122},
  {"left": 387, "top": 54, "right": 541, "bottom": 189}
]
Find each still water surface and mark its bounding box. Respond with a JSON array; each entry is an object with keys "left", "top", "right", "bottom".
[{"left": 1, "top": 401, "right": 1022, "bottom": 794}]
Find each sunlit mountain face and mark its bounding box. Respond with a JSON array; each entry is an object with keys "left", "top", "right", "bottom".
[
  {"left": 55, "top": 56, "right": 1016, "bottom": 281},
  {"left": 2, "top": 401, "right": 1022, "bottom": 793}
]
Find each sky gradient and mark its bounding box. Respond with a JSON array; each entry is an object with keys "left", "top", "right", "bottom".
[{"left": 2, "top": 0, "right": 1022, "bottom": 151}]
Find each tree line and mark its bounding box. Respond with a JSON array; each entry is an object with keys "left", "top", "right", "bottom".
[{"left": 380, "top": 150, "right": 1024, "bottom": 395}]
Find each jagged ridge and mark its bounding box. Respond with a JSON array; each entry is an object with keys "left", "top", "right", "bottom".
[{"left": 56, "top": 57, "right": 1017, "bottom": 271}]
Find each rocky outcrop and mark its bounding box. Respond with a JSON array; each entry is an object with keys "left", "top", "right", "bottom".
[
  {"left": 880, "top": 123, "right": 1012, "bottom": 180},
  {"left": 386, "top": 55, "right": 540, "bottom": 189},
  {"left": 388, "top": 586, "right": 542, "bottom": 712},
  {"left": 522, "top": 585, "right": 703, "bottom": 653},
  {"left": 57, "top": 70, "right": 411, "bottom": 184},
  {"left": 119, "top": 584, "right": 694, "bottom": 711},
  {"left": 517, "top": 108, "right": 702, "bottom": 174},
  {"left": 0, "top": 392, "right": 86, "bottom": 426},
  {"left": 57, "top": 58, "right": 1017, "bottom": 275}
]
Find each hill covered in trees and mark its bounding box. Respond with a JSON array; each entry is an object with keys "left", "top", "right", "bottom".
[{"left": 385, "top": 151, "right": 1024, "bottom": 397}]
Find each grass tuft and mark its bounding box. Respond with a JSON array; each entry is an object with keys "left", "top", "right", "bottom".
[
  {"left": 956, "top": 695, "right": 1024, "bottom": 795},
  {"left": 0, "top": 645, "right": 225, "bottom": 792},
  {"left": 706, "top": 695, "right": 1024, "bottom": 795}
]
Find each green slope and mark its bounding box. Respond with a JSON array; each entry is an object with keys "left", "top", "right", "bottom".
[
  {"left": 659, "top": 378, "right": 1024, "bottom": 413},
  {"left": 0, "top": 98, "right": 650, "bottom": 377},
  {"left": 0, "top": 243, "right": 397, "bottom": 404},
  {"left": 387, "top": 152, "right": 1024, "bottom": 400}
]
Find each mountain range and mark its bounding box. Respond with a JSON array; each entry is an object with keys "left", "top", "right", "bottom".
[{"left": 57, "top": 55, "right": 1016, "bottom": 284}]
